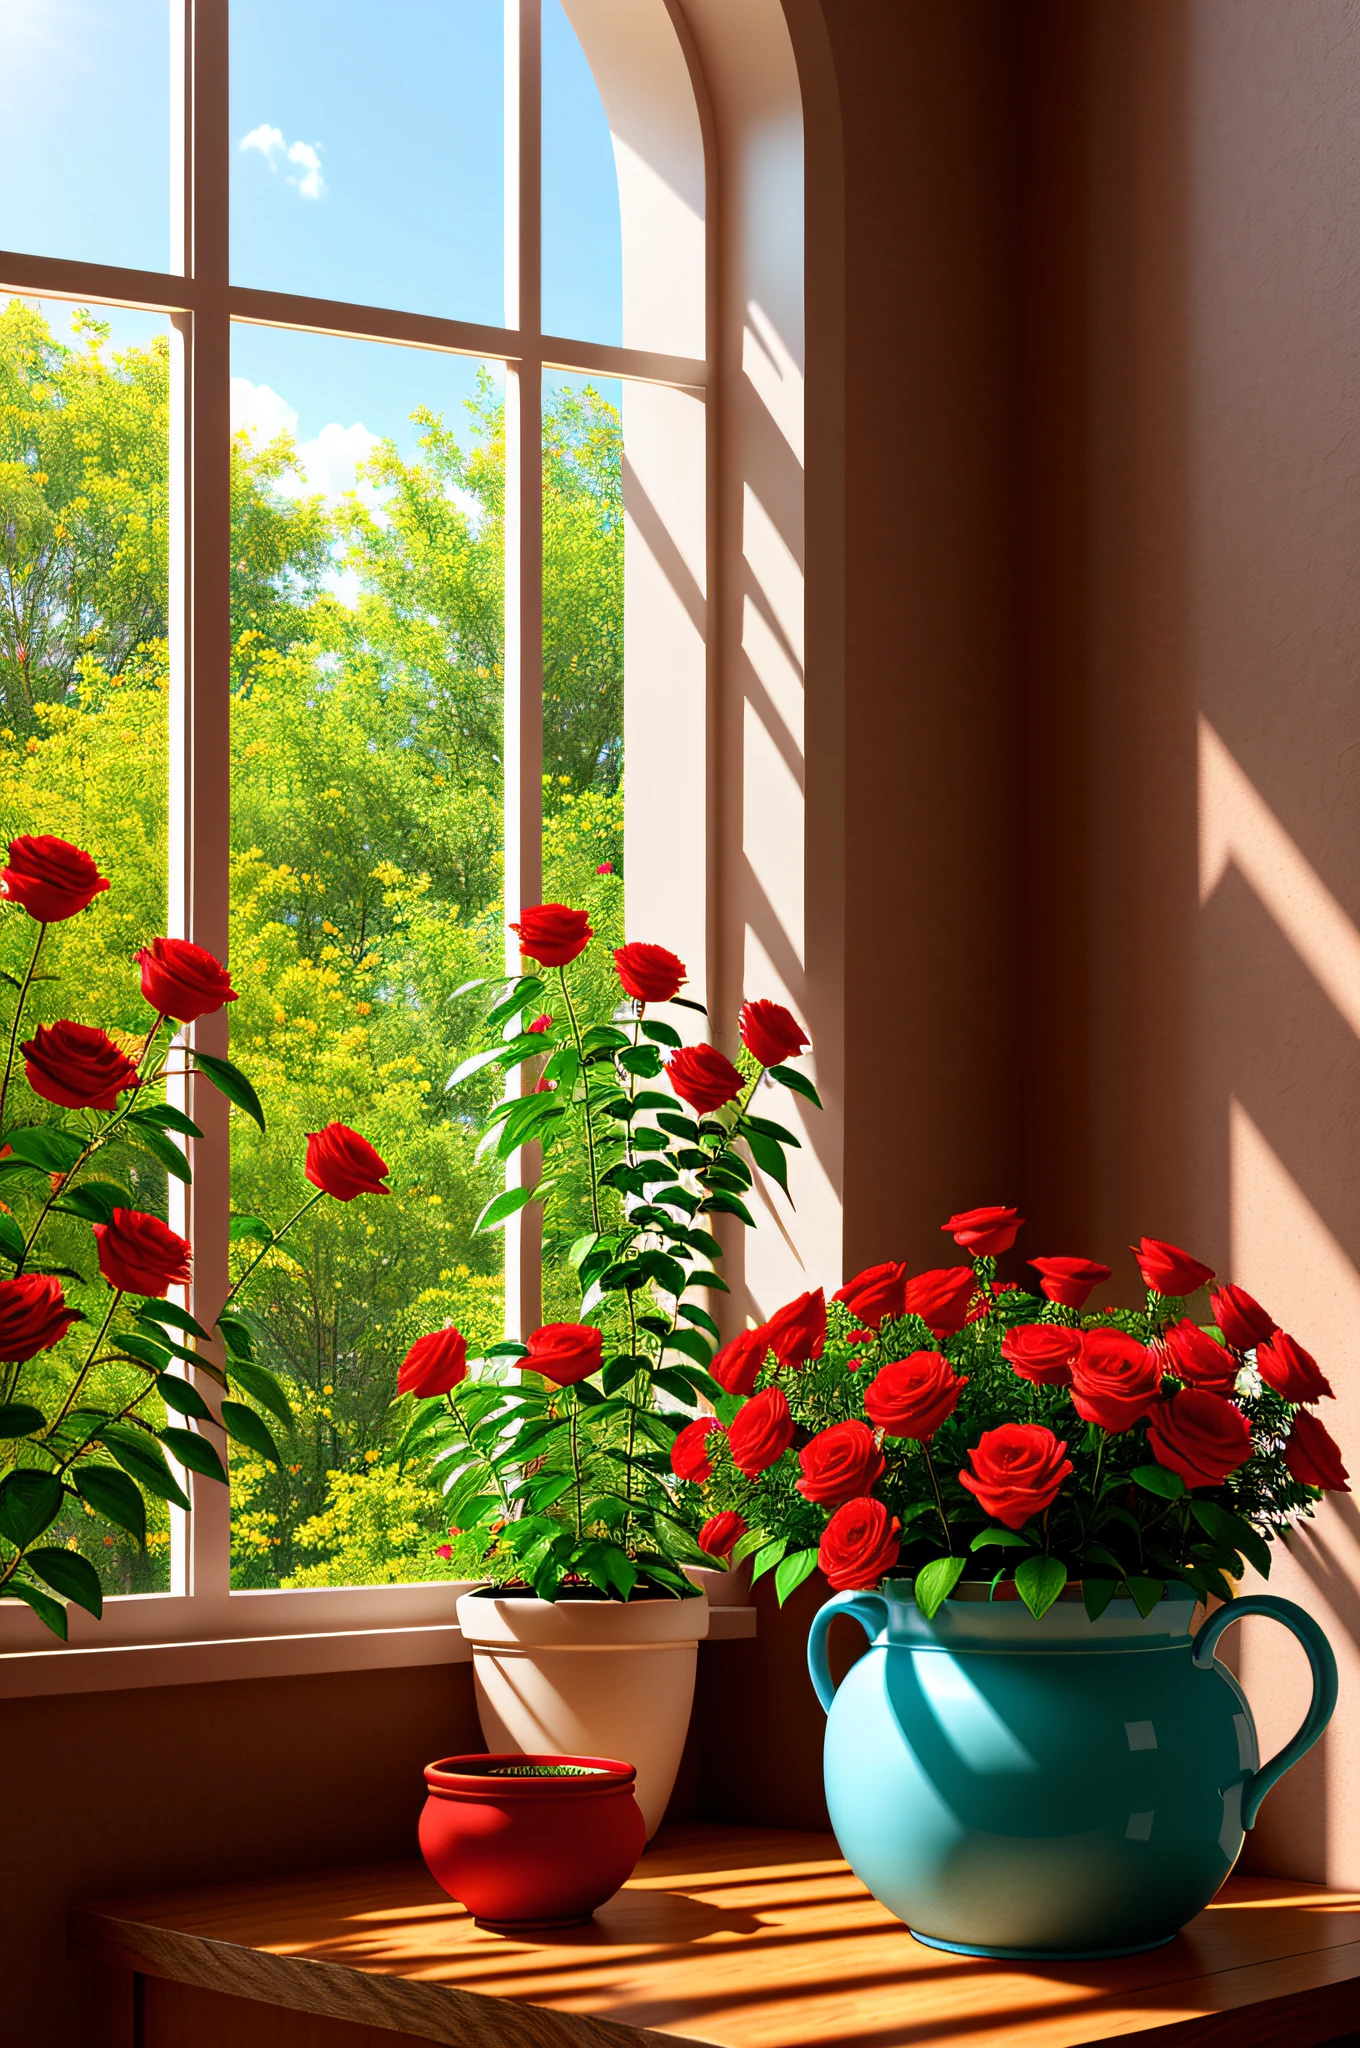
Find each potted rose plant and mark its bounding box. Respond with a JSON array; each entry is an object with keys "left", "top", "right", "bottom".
[
  {"left": 394, "top": 901, "right": 817, "bottom": 1831},
  {"left": 673, "top": 1206, "right": 1342, "bottom": 1956},
  {"left": 0, "top": 834, "right": 390, "bottom": 1635}
]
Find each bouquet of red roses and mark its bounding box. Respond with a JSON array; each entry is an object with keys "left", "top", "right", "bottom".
[{"left": 672, "top": 1204, "right": 1348, "bottom": 1619}]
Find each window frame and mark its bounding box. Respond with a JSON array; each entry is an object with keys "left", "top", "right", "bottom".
[{"left": 0, "top": 0, "right": 711, "bottom": 1684}]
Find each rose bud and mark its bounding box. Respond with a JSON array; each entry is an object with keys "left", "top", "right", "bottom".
[
  {"left": 398, "top": 1327, "right": 469, "bottom": 1398},
  {"left": 1147, "top": 1388, "right": 1253, "bottom": 1490},
  {"left": 614, "top": 942, "right": 686, "bottom": 1004},
  {"left": 1070, "top": 1329, "right": 1162, "bottom": 1432},
  {"left": 1210, "top": 1283, "right": 1276, "bottom": 1352},
  {"left": 797, "top": 1420, "right": 885, "bottom": 1506},
  {"left": 21, "top": 1019, "right": 140, "bottom": 1110},
  {"left": 526, "top": 1012, "right": 553, "bottom": 1034},
  {"left": 1029, "top": 1255, "right": 1113, "bottom": 1310},
  {"left": 135, "top": 936, "right": 239, "bottom": 1022},
  {"left": 596, "top": 862, "right": 613, "bottom": 875},
  {"left": 1256, "top": 1330, "right": 1334, "bottom": 1404},
  {"left": 832, "top": 1260, "right": 908, "bottom": 1328},
  {"left": 863, "top": 1351, "right": 967, "bottom": 1440},
  {"left": 524, "top": 1321, "right": 604, "bottom": 1387},
  {"left": 2, "top": 834, "right": 109, "bottom": 922},
  {"left": 903, "top": 1265, "right": 977, "bottom": 1338},
  {"left": 943, "top": 1206, "right": 1023, "bottom": 1257},
  {"left": 764, "top": 1288, "right": 826, "bottom": 1369},
  {"left": 738, "top": 999, "right": 809, "bottom": 1068},
  {"left": 665, "top": 1042, "right": 743, "bottom": 1115},
  {"left": 93, "top": 1208, "right": 192, "bottom": 1297},
  {"left": 699, "top": 1509, "right": 747, "bottom": 1560},
  {"left": 1161, "top": 1318, "right": 1239, "bottom": 1392},
  {"left": 959, "top": 1423, "right": 1074, "bottom": 1530},
  {"left": 1284, "top": 1410, "right": 1350, "bottom": 1492},
  {"left": 0, "top": 1273, "right": 83, "bottom": 1361},
  {"left": 305, "top": 1122, "right": 391, "bottom": 1201},
  {"left": 1000, "top": 1323, "right": 1081, "bottom": 1386},
  {"left": 818, "top": 1496, "right": 902, "bottom": 1592},
  {"left": 435, "top": 1543, "right": 454, "bottom": 1561},
  {"left": 726, "top": 1384, "right": 795, "bottom": 1477},
  {"left": 711, "top": 1324, "right": 769, "bottom": 1398},
  {"left": 1131, "top": 1235, "right": 1215, "bottom": 1298},
  {"left": 510, "top": 903, "right": 593, "bottom": 966},
  {"left": 671, "top": 1415, "right": 722, "bottom": 1484}
]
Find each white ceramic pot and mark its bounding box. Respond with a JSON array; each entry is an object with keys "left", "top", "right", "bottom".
[{"left": 455, "top": 1590, "right": 710, "bottom": 1837}]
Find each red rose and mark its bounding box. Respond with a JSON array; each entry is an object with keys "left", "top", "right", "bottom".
[
  {"left": 0, "top": 1273, "right": 83, "bottom": 1361},
  {"left": 21, "top": 1019, "right": 140, "bottom": 1110},
  {"left": 1132, "top": 1236, "right": 1215, "bottom": 1297},
  {"left": 764, "top": 1288, "right": 826, "bottom": 1369},
  {"left": 727, "top": 1384, "right": 794, "bottom": 1476},
  {"left": 2, "top": 834, "right": 109, "bottom": 922},
  {"left": 943, "top": 1205, "right": 1023, "bottom": 1257},
  {"left": 903, "top": 1266, "right": 976, "bottom": 1338},
  {"left": 1000, "top": 1323, "right": 1081, "bottom": 1386},
  {"left": 699, "top": 1510, "right": 746, "bottom": 1559},
  {"left": 1284, "top": 1411, "right": 1350, "bottom": 1492},
  {"left": 305, "top": 1122, "right": 391, "bottom": 1201},
  {"left": 959, "top": 1423, "right": 1074, "bottom": 1530},
  {"left": 596, "top": 862, "right": 613, "bottom": 874},
  {"left": 1256, "top": 1330, "right": 1334, "bottom": 1404},
  {"left": 738, "top": 999, "right": 808, "bottom": 1068},
  {"left": 510, "top": 903, "right": 593, "bottom": 967},
  {"left": 671, "top": 1415, "right": 721, "bottom": 1484},
  {"left": 711, "top": 1325, "right": 769, "bottom": 1397},
  {"left": 524, "top": 1322, "right": 603, "bottom": 1387},
  {"left": 94, "top": 1207, "right": 192, "bottom": 1297},
  {"left": 614, "top": 942, "right": 686, "bottom": 1004},
  {"left": 1147, "top": 1389, "right": 1252, "bottom": 1489},
  {"left": 818, "top": 1496, "right": 901, "bottom": 1591},
  {"left": 1070, "top": 1329, "right": 1162, "bottom": 1432},
  {"left": 666, "top": 1043, "right": 743, "bottom": 1115},
  {"left": 1029, "top": 1256, "right": 1112, "bottom": 1309},
  {"left": 1211, "top": 1284, "right": 1277, "bottom": 1352},
  {"left": 1161, "top": 1319, "right": 1239, "bottom": 1393},
  {"left": 832, "top": 1261, "right": 908, "bottom": 1328},
  {"left": 797, "top": 1419, "right": 885, "bottom": 1505},
  {"left": 863, "top": 1351, "right": 966, "bottom": 1440},
  {"left": 398, "top": 1328, "right": 469, "bottom": 1398},
  {"left": 135, "top": 936, "right": 238, "bottom": 1022},
  {"left": 526, "top": 1012, "right": 553, "bottom": 1034}
]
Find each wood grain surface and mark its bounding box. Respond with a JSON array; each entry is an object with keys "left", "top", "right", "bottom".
[{"left": 70, "top": 1825, "right": 1360, "bottom": 2048}]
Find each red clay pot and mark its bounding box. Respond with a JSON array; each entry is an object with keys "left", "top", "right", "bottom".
[{"left": 419, "top": 1754, "right": 646, "bottom": 1933}]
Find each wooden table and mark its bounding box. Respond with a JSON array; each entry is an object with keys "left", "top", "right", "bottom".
[{"left": 72, "top": 1825, "right": 1360, "bottom": 2048}]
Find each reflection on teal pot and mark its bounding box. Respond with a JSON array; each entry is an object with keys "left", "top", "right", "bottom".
[{"left": 808, "top": 1585, "right": 1336, "bottom": 1960}]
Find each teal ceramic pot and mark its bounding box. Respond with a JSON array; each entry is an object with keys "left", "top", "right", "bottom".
[{"left": 808, "top": 1584, "right": 1336, "bottom": 1960}]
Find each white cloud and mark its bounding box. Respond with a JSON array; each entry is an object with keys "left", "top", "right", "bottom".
[
  {"left": 238, "top": 123, "right": 328, "bottom": 200},
  {"left": 293, "top": 420, "right": 383, "bottom": 507},
  {"left": 230, "top": 378, "right": 298, "bottom": 443}
]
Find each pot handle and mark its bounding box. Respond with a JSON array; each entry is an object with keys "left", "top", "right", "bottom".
[
  {"left": 1192, "top": 1595, "right": 1338, "bottom": 1829},
  {"left": 808, "top": 1590, "right": 889, "bottom": 1713}
]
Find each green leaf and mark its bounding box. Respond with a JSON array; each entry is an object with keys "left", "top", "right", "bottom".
[
  {"left": 26, "top": 1545, "right": 103, "bottom": 1617},
  {"left": 1124, "top": 1575, "right": 1166, "bottom": 1618},
  {"left": 72, "top": 1463, "right": 146, "bottom": 1543},
  {"left": 3, "top": 1126, "right": 85, "bottom": 1172},
  {"left": 473, "top": 1180, "right": 555, "bottom": 1234},
  {"left": 126, "top": 1120, "right": 191, "bottom": 1184},
  {"left": 0, "top": 1468, "right": 63, "bottom": 1549},
  {"left": 601, "top": 1356, "right": 642, "bottom": 1396},
  {"left": 191, "top": 1050, "right": 266, "bottom": 1132},
  {"left": 229, "top": 1213, "right": 274, "bottom": 1246},
  {"left": 750, "top": 1536, "right": 789, "bottom": 1584},
  {"left": 1082, "top": 1576, "right": 1119, "bottom": 1621},
  {"left": 640, "top": 1021, "right": 682, "bottom": 1047},
  {"left": 969, "top": 1526, "right": 1031, "bottom": 1551},
  {"left": 0, "top": 1402, "right": 44, "bottom": 1439},
  {"left": 698, "top": 1191, "right": 756, "bottom": 1229},
  {"left": 775, "top": 1548, "right": 820, "bottom": 1605},
  {"left": 639, "top": 1249, "right": 688, "bottom": 1297},
  {"left": 220, "top": 1399, "right": 283, "bottom": 1466},
  {"left": 155, "top": 1373, "right": 213, "bottom": 1422},
  {"left": 663, "top": 1327, "right": 715, "bottom": 1368},
  {"left": 215, "top": 1312, "right": 255, "bottom": 1358},
  {"left": 128, "top": 1103, "right": 204, "bottom": 1141},
  {"left": 741, "top": 1114, "right": 802, "bottom": 1148},
  {"left": 767, "top": 1064, "right": 822, "bottom": 1108},
  {"left": 914, "top": 1555, "right": 966, "bottom": 1619},
  {"left": 744, "top": 1128, "right": 791, "bottom": 1196},
  {"left": 679, "top": 1302, "right": 721, "bottom": 1338},
  {"left": 159, "top": 1426, "right": 228, "bottom": 1484},
  {"left": 1132, "top": 1464, "right": 1186, "bottom": 1501},
  {"left": 650, "top": 1368, "right": 700, "bottom": 1406},
  {"left": 55, "top": 1181, "right": 127, "bottom": 1224},
  {"left": 116, "top": 1330, "right": 172, "bottom": 1373},
  {"left": 99, "top": 1424, "right": 191, "bottom": 1509},
  {"left": 130, "top": 1325, "right": 204, "bottom": 1371},
  {"left": 224, "top": 1358, "right": 294, "bottom": 1429},
  {"left": 1, "top": 1580, "right": 67, "bottom": 1638},
  {"left": 139, "top": 1298, "right": 213, "bottom": 1343},
  {"left": 1014, "top": 1553, "right": 1068, "bottom": 1619},
  {"left": 0, "top": 1211, "right": 26, "bottom": 1263},
  {"left": 1190, "top": 1501, "right": 1272, "bottom": 1578}
]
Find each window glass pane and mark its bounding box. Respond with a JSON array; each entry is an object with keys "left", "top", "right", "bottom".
[
  {"left": 541, "top": 2, "right": 622, "bottom": 346},
  {"left": 228, "top": 326, "right": 506, "bottom": 1588},
  {"left": 0, "top": 0, "right": 172, "bottom": 271},
  {"left": 0, "top": 297, "right": 173, "bottom": 1595},
  {"left": 230, "top": 0, "right": 505, "bottom": 325}
]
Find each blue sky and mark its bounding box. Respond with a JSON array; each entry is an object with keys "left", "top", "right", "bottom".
[{"left": 2, "top": 0, "right": 622, "bottom": 474}]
